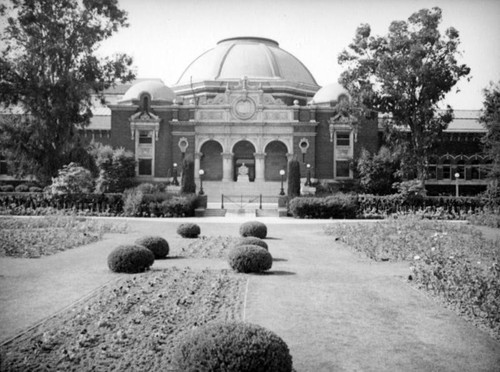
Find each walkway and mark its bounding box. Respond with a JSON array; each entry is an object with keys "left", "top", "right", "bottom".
[{"left": 1, "top": 217, "right": 499, "bottom": 371}]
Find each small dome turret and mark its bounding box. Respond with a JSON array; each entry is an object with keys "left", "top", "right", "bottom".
[
  {"left": 311, "top": 83, "right": 350, "bottom": 106},
  {"left": 119, "top": 80, "right": 175, "bottom": 104}
]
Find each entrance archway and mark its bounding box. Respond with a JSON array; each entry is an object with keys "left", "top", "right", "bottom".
[
  {"left": 200, "top": 140, "right": 223, "bottom": 180},
  {"left": 233, "top": 140, "right": 256, "bottom": 181},
  {"left": 265, "top": 141, "right": 287, "bottom": 181}
]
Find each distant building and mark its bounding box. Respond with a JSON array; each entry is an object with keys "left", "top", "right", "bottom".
[{"left": 0, "top": 37, "right": 489, "bottom": 196}]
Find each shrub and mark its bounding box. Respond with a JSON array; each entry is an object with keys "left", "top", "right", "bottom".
[
  {"left": 180, "top": 155, "right": 196, "bottom": 194},
  {"left": 239, "top": 221, "right": 267, "bottom": 239},
  {"left": 289, "top": 194, "right": 358, "bottom": 219},
  {"left": 14, "top": 184, "right": 29, "bottom": 192},
  {"left": 91, "top": 144, "right": 136, "bottom": 193},
  {"left": 28, "top": 186, "right": 42, "bottom": 193},
  {"left": 50, "top": 162, "right": 94, "bottom": 194},
  {"left": 177, "top": 223, "right": 201, "bottom": 238},
  {"left": 173, "top": 321, "right": 292, "bottom": 372},
  {"left": 228, "top": 245, "right": 272, "bottom": 273},
  {"left": 134, "top": 236, "right": 169, "bottom": 259},
  {"left": 122, "top": 188, "right": 144, "bottom": 217},
  {"left": 0, "top": 185, "right": 14, "bottom": 192},
  {"left": 236, "top": 236, "right": 268, "bottom": 250},
  {"left": 107, "top": 244, "right": 155, "bottom": 273},
  {"left": 287, "top": 158, "right": 301, "bottom": 198}
]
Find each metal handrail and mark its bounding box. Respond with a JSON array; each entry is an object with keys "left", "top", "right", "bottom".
[{"left": 221, "top": 194, "right": 263, "bottom": 210}]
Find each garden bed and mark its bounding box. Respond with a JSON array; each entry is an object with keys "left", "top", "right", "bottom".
[
  {"left": 0, "top": 267, "right": 246, "bottom": 371},
  {"left": 0, "top": 216, "right": 128, "bottom": 258},
  {"left": 325, "top": 217, "right": 500, "bottom": 341}
]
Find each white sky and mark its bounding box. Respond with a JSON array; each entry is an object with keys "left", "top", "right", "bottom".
[{"left": 4, "top": 0, "right": 500, "bottom": 110}]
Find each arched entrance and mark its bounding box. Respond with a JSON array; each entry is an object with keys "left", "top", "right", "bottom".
[
  {"left": 200, "top": 140, "right": 223, "bottom": 180},
  {"left": 265, "top": 141, "right": 287, "bottom": 181},
  {"left": 233, "top": 140, "right": 256, "bottom": 181}
]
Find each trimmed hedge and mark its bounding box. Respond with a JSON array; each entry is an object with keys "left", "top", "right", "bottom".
[
  {"left": 236, "top": 236, "right": 268, "bottom": 250},
  {"left": 0, "top": 192, "right": 203, "bottom": 217},
  {"left": 228, "top": 245, "right": 273, "bottom": 273},
  {"left": 177, "top": 223, "right": 201, "bottom": 238},
  {"left": 239, "top": 221, "right": 267, "bottom": 239},
  {"left": 289, "top": 194, "right": 358, "bottom": 219},
  {"left": 134, "top": 236, "right": 169, "bottom": 259},
  {"left": 107, "top": 244, "right": 155, "bottom": 273},
  {"left": 289, "top": 193, "right": 489, "bottom": 219},
  {"left": 173, "top": 321, "right": 293, "bottom": 372}
]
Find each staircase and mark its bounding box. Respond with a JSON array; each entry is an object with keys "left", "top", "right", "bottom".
[{"left": 200, "top": 181, "right": 284, "bottom": 217}]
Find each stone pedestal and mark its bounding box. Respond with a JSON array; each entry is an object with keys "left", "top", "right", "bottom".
[{"left": 237, "top": 175, "right": 250, "bottom": 182}]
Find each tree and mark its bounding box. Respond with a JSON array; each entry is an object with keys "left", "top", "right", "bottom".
[
  {"left": 287, "top": 159, "right": 301, "bottom": 198},
  {"left": 90, "top": 143, "right": 135, "bottom": 193},
  {"left": 181, "top": 156, "right": 196, "bottom": 194},
  {"left": 0, "top": 0, "right": 135, "bottom": 184},
  {"left": 479, "top": 82, "right": 500, "bottom": 201},
  {"left": 49, "top": 162, "right": 93, "bottom": 195},
  {"left": 338, "top": 7, "right": 470, "bottom": 182},
  {"left": 357, "top": 146, "right": 400, "bottom": 195}
]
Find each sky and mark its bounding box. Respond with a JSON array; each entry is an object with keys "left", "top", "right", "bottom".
[{"left": 5, "top": 0, "right": 500, "bottom": 110}]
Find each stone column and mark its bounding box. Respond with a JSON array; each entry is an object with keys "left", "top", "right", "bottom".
[
  {"left": 194, "top": 152, "right": 202, "bottom": 180},
  {"left": 254, "top": 153, "right": 266, "bottom": 182},
  {"left": 222, "top": 152, "right": 234, "bottom": 182}
]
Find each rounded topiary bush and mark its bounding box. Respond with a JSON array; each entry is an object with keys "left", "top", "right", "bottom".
[
  {"left": 107, "top": 244, "right": 155, "bottom": 273},
  {"left": 236, "top": 236, "right": 268, "bottom": 250},
  {"left": 177, "top": 223, "right": 201, "bottom": 238},
  {"left": 239, "top": 221, "right": 267, "bottom": 239},
  {"left": 134, "top": 236, "right": 169, "bottom": 259},
  {"left": 173, "top": 321, "right": 293, "bottom": 372},
  {"left": 228, "top": 245, "right": 272, "bottom": 273}
]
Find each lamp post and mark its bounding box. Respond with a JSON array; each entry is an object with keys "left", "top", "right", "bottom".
[
  {"left": 199, "top": 169, "right": 205, "bottom": 195},
  {"left": 306, "top": 163, "right": 311, "bottom": 186},
  {"left": 279, "top": 169, "right": 285, "bottom": 196},
  {"left": 172, "top": 163, "right": 179, "bottom": 186},
  {"left": 454, "top": 172, "right": 460, "bottom": 197}
]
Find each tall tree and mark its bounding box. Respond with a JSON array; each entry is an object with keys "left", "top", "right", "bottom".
[
  {"left": 479, "top": 82, "right": 500, "bottom": 187},
  {"left": 338, "top": 7, "right": 470, "bottom": 182},
  {"left": 0, "top": 0, "right": 135, "bottom": 184}
]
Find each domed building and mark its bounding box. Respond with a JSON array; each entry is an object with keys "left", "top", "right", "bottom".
[{"left": 71, "top": 36, "right": 486, "bottom": 200}]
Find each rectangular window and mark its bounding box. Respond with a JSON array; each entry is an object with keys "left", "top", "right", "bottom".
[
  {"left": 139, "top": 130, "right": 153, "bottom": 144},
  {"left": 336, "top": 133, "right": 350, "bottom": 147},
  {"left": 442, "top": 165, "right": 451, "bottom": 180},
  {"left": 336, "top": 161, "right": 350, "bottom": 178},
  {"left": 138, "top": 159, "right": 152, "bottom": 176},
  {"left": 427, "top": 166, "right": 437, "bottom": 180}
]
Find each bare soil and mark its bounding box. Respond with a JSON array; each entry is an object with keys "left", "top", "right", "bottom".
[{"left": 0, "top": 267, "right": 246, "bottom": 371}]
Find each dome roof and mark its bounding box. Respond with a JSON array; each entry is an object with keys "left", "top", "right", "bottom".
[
  {"left": 120, "top": 80, "right": 175, "bottom": 104},
  {"left": 311, "top": 82, "right": 349, "bottom": 105},
  {"left": 176, "top": 37, "right": 318, "bottom": 86}
]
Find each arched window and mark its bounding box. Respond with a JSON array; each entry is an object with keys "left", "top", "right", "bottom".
[{"left": 441, "top": 157, "right": 451, "bottom": 180}]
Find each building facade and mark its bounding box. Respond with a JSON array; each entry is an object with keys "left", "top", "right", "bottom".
[{"left": 0, "top": 37, "right": 489, "bottom": 195}]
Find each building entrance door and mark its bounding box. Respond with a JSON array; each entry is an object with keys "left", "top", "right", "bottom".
[{"left": 233, "top": 140, "right": 256, "bottom": 181}]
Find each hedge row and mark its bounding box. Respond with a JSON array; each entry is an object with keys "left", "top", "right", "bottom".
[
  {"left": 0, "top": 192, "right": 202, "bottom": 217},
  {"left": 289, "top": 194, "right": 491, "bottom": 219}
]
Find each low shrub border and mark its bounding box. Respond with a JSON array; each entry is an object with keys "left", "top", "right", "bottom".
[
  {"left": 0, "top": 192, "right": 204, "bottom": 218},
  {"left": 289, "top": 193, "right": 492, "bottom": 220}
]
